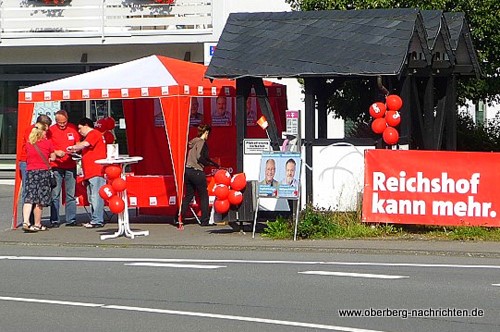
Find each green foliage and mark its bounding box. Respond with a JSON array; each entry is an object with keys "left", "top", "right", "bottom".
[
  {"left": 457, "top": 110, "right": 500, "bottom": 151},
  {"left": 285, "top": 0, "right": 500, "bottom": 104},
  {"left": 262, "top": 216, "right": 293, "bottom": 239},
  {"left": 445, "top": 227, "right": 500, "bottom": 241},
  {"left": 263, "top": 205, "right": 500, "bottom": 241}
]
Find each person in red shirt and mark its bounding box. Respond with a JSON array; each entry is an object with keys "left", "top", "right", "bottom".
[
  {"left": 48, "top": 110, "right": 80, "bottom": 227},
  {"left": 17, "top": 114, "right": 52, "bottom": 228},
  {"left": 22, "top": 122, "right": 55, "bottom": 232},
  {"left": 67, "top": 118, "right": 107, "bottom": 228}
]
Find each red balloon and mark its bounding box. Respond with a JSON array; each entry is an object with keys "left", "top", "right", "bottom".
[
  {"left": 385, "top": 111, "right": 401, "bottom": 127},
  {"left": 368, "top": 102, "right": 386, "bottom": 119},
  {"left": 383, "top": 127, "right": 399, "bottom": 145},
  {"left": 105, "top": 117, "right": 116, "bottom": 130},
  {"left": 94, "top": 118, "right": 108, "bottom": 132},
  {"left": 214, "top": 169, "right": 231, "bottom": 186},
  {"left": 99, "top": 184, "right": 116, "bottom": 200},
  {"left": 213, "top": 184, "right": 229, "bottom": 200},
  {"left": 103, "top": 131, "right": 115, "bottom": 144},
  {"left": 371, "top": 117, "right": 387, "bottom": 134},
  {"left": 111, "top": 177, "right": 127, "bottom": 192},
  {"left": 214, "top": 199, "right": 230, "bottom": 214},
  {"left": 108, "top": 195, "right": 125, "bottom": 214},
  {"left": 230, "top": 173, "right": 246, "bottom": 191},
  {"left": 228, "top": 190, "right": 243, "bottom": 206},
  {"left": 386, "top": 94, "right": 403, "bottom": 111},
  {"left": 105, "top": 165, "right": 122, "bottom": 180}
]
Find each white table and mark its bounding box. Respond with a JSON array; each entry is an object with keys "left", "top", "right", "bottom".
[{"left": 95, "top": 156, "right": 149, "bottom": 240}]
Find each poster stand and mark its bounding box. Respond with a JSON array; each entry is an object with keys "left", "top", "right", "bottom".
[
  {"left": 252, "top": 151, "right": 302, "bottom": 241},
  {"left": 252, "top": 185, "right": 301, "bottom": 241}
]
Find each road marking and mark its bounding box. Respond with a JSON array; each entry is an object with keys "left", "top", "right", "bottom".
[
  {"left": 1, "top": 256, "right": 500, "bottom": 270},
  {"left": 0, "top": 295, "right": 391, "bottom": 332},
  {"left": 125, "top": 263, "right": 225, "bottom": 269},
  {"left": 299, "top": 271, "right": 409, "bottom": 279},
  {"left": 492, "top": 284, "right": 500, "bottom": 287}
]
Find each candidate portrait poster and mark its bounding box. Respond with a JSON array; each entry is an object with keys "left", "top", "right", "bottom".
[
  {"left": 258, "top": 152, "right": 301, "bottom": 199},
  {"left": 210, "top": 95, "right": 233, "bottom": 126}
]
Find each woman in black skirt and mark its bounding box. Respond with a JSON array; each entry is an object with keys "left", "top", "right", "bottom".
[{"left": 22, "top": 122, "right": 55, "bottom": 232}]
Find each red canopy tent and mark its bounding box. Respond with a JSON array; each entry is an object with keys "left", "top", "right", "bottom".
[{"left": 13, "top": 55, "right": 286, "bottom": 228}]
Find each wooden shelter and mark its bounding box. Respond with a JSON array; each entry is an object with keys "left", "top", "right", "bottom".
[{"left": 205, "top": 9, "right": 481, "bottom": 203}]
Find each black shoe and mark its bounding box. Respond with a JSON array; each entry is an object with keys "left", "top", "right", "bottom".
[
  {"left": 49, "top": 222, "right": 60, "bottom": 228},
  {"left": 66, "top": 222, "right": 79, "bottom": 227}
]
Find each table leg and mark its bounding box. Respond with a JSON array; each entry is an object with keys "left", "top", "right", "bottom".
[{"left": 100, "top": 169, "right": 149, "bottom": 240}]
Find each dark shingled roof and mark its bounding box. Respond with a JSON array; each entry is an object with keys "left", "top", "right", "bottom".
[
  {"left": 206, "top": 8, "right": 429, "bottom": 79},
  {"left": 206, "top": 8, "right": 481, "bottom": 80}
]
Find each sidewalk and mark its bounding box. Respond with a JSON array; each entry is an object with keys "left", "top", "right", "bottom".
[{"left": 2, "top": 183, "right": 499, "bottom": 257}]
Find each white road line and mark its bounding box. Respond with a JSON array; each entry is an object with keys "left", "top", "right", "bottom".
[
  {"left": 125, "top": 263, "right": 225, "bottom": 269},
  {"left": 0, "top": 296, "right": 392, "bottom": 332},
  {"left": 492, "top": 284, "right": 500, "bottom": 287},
  {"left": 1, "top": 256, "right": 500, "bottom": 270},
  {"left": 299, "top": 271, "right": 409, "bottom": 279}
]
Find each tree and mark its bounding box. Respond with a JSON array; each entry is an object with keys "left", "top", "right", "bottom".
[
  {"left": 456, "top": 111, "right": 500, "bottom": 151},
  {"left": 285, "top": 0, "right": 500, "bottom": 105}
]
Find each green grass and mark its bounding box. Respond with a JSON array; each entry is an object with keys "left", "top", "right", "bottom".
[{"left": 262, "top": 205, "right": 500, "bottom": 241}]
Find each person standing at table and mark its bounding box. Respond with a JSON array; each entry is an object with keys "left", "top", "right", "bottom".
[
  {"left": 179, "top": 124, "right": 219, "bottom": 226},
  {"left": 66, "top": 118, "right": 106, "bottom": 228},
  {"left": 22, "top": 122, "right": 55, "bottom": 232},
  {"left": 48, "top": 110, "right": 80, "bottom": 228},
  {"left": 17, "top": 114, "right": 52, "bottom": 228}
]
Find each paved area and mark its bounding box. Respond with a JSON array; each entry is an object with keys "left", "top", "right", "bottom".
[{"left": 1, "top": 182, "right": 499, "bottom": 257}]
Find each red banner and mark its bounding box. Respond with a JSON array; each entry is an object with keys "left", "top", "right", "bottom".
[{"left": 362, "top": 150, "right": 500, "bottom": 227}]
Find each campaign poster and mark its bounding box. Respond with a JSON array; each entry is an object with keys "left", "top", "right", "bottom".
[
  {"left": 33, "top": 101, "right": 61, "bottom": 124},
  {"left": 246, "top": 96, "right": 258, "bottom": 126},
  {"left": 153, "top": 98, "right": 164, "bottom": 127},
  {"left": 189, "top": 96, "right": 204, "bottom": 126},
  {"left": 210, "top": 96, "right": 233, "bottom": 126},
  {"left": 363, "top": 149, "right": 500, "bottom": 227},
  {"left": 258, "top": 152, "right": 301, "bottom": 199}
]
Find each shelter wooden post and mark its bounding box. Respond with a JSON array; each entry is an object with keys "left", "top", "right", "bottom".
[
  {"left": 409, "top": 77, "right": 425, "bottom": 149},
  {"left": 235, "top": 77, "right": 253, "bottom": 172},
  {"left": 433, "top": 77, "right": 448, "bottom": 149},
  {"left": 317, "top": 79, "right": 328, "bottom": 138},
  {"left": 444, "top": 75, "right": 457, "bottom": 150},
  {"left": 304, "top": 78, "right": 316, "bottom": 204},
  {"left": 399, "top": 75, "right": 411, "bottom": 145},
  {"left": 253, "top": 78, "right": 281, "bottom": 151},
  {"left": 422, "top": 75, "right": 435, "bottom": 149}
]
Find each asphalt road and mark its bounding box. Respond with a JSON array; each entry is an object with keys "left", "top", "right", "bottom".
[{"left": 0, "top": 245, "right": 499, "bottom": 332}]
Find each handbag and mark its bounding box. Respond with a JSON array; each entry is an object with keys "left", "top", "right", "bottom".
[{"left": 33, "top": 143, "right": 57, "bottom": 189}]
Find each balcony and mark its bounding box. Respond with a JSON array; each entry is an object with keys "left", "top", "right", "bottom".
[{"left": 0, "top": 0, "right": 215, "bottom": 46}]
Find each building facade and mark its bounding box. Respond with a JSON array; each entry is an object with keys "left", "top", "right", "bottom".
[{"left": 0, "top": 0, "right": 292, "bottom": 155}]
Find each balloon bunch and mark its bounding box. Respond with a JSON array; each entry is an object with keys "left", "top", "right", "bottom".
[
  {"left": 95, "top": 117, "right": 116, "bottom": 144},
  {"left": 99, "top": 164, "right": 127, "bottom": 214},
  {"left": 369, "top": 95, "right": 403, "bottom": 146},
  {"left": 212, "top": 170, "right": 247, "bottom": 214}
]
